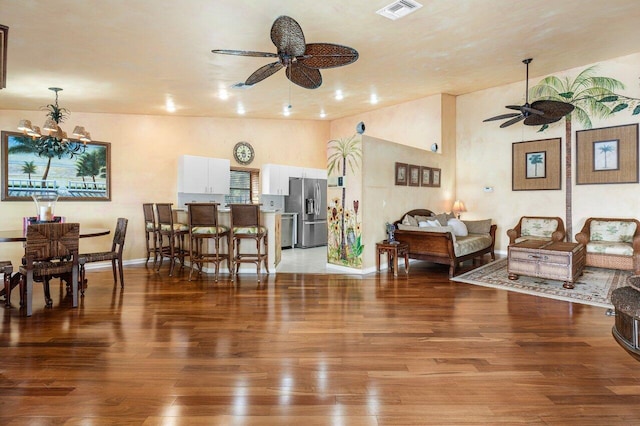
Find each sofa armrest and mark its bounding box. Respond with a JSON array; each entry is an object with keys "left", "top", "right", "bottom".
[
  {"left": 633, "top": 234, "right": 640, "bottom": 253},
  {"left": 575, "top": 232, "right": 589, "bottom": 245},
  {"left": 551, "top": 230, "right": 566, "bottom": 242},
  {"left": 506, "top": 228, "right": 518, "bottom": 244}
]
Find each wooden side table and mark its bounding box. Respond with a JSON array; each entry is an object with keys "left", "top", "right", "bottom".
[{"left": 376, "top": 240, "right": 409, "bottom": 277}]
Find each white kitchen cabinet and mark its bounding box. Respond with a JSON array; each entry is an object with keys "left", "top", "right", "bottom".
[
  {"left": 302, "top": 167, "right": 327, "bottom": 179},
  {"left": 178, "top": 155, "right": 230, "bottom": 194},
  {"left": 261, "top": 164, "right": 289, "bottom": 195}
]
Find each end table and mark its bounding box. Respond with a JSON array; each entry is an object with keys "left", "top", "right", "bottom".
[{"left": 376, "top": 240, "right": 409, "bottom": 277}]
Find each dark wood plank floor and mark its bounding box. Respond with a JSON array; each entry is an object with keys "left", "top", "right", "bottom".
[{"left": 2, "top": 259, "right": 640, "bottom": 425}]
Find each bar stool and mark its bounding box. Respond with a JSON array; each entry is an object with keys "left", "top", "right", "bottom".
[
  {"left": 228, "top": 204, "right": 269, "bottom": 282},
  {"left": 156, "top": 203, "right": 189, "bottom": 276},
  {"left": 1, "top": 261, "right": 13, "bottom": 307},
  {"left": 186, "top": 203, "right": 230, "bottom": 282},
  {"left": 143, "top": 203, "right": 159, "bottom": 267}
]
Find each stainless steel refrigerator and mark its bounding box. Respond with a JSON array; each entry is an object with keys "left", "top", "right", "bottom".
[{"left": 285, "top": 177, "right": 327, "bottom": 248}]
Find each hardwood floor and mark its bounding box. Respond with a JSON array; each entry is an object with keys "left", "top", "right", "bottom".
[{"left": 2, "top": 259, "right": 640, "bottom": 425}]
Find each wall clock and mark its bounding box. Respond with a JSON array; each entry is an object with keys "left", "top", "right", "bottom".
[{"left": 233, "top": 141, "right": 254, "bottom": 165}]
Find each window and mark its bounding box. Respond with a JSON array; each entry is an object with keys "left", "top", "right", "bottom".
[{"left": 225, "top": 168, "right": 260, "bottom": 204}]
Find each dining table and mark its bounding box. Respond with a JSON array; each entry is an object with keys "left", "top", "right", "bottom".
[{"left": 0, "top": 227, "right": 111, "bottom": 304}]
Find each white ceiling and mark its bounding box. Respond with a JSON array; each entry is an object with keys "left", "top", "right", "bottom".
[{"left": 2, "top": 0, "right": 640, "bottom": 121}]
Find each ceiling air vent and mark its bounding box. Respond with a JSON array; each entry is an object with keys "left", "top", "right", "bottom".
[{"left": 376, "top": 0, "right": 423, "bottom": 20}]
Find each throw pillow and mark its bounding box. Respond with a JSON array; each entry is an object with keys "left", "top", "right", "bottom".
[
  {"left": 414, "top": 215, "right": 431, "bottom": 223},
  {"left": 418, "top": 221, "right": 429, "bottom": 228},
  {"left": 426, "top": 219, "right": 441, "bottom": 227},
  {"left": 463, "top": 219, "right": 492, "bottom": 234},
  {"left": 447, "top": 218, "right": 468, "bottom": 236},
  {"left": 433, "top": 213, "right": 449, "bottom": 226},
  {"left": 402, "top": 214, "right": 418, "bottom": 227}
]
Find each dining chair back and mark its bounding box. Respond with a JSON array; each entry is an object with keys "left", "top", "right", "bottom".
[
  {"left": 186, "top": 203, "right": 230, "bottom": 282},
  {"left": 228, "top": 204, "right": 269, "bottom": 281},
  {"left": 18, "top": 223, "right": 80, "bottom": 317},
  {"left": 78, "top": 218, "right": 128, "bottom": 294},
  {"left": 143, "top": 203, "right": 159, "bottom": 266},
  {"left": 156, "top": 203, "right": 189, "bottom": 276}
]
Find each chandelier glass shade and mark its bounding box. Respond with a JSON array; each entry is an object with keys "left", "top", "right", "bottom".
[{"left": 17, "top": 87, "right": 91, "bottom": 159}]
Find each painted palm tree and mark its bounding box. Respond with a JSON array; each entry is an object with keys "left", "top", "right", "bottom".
[
  {"left": 327, "top": 134, "right": 361, "bottom": 261},
  {"left": 528, "top": 153, "right": 544, "bottom": 177},
  {"left": 21, "top": 161, "right": 37, "bottom": 188},
  {"left": 77, "top": 150, "right": 104, "bottom": 189},
  {"left": 8, "top": 136, "right": 54, "bottom": 186},
  {"left": 75, "top": 156, "right": 91, "bottom": 189},
  {"left": 530, "top": 66, "right": 634, "bottom": 240},
  {"left": 598, "top": 144, "right": 615, "bottom": 169}
]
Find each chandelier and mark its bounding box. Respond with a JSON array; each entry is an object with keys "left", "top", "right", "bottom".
[{"left": 17, "top": 87, "right": 91, "bottom": 159}]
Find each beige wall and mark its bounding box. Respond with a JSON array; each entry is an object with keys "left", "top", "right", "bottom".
[
  {"left": 0, "top": 111, "right": 330, "bottom": 264},
  {"left": 456, "top": 52, "right": 640, "bottom": 252}
]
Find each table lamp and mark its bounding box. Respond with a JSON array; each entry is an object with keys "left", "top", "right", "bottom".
[{"left": 452, "top": 200, "right": 467, "bottom": 219}]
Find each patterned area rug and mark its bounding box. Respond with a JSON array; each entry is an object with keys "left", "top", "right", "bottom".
[{"left": 451, "top": 258, "right": 631, "bottom": 308}]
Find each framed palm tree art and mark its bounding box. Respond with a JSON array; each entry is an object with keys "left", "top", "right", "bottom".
[
  {"left": 576, "top": 123, "right": 638, "bottom": 185},
  {"left": 512, "top": 138, "right": 561, "bottom": 191},
  {"left": 1, "top": 131, "right": 111, "bottom": 201}
]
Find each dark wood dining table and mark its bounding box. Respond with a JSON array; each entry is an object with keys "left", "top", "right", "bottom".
[{"left": 0, "top": 227, "right": 110, "bottom": 242}]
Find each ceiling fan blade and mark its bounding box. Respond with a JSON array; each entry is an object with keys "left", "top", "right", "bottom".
[
  {"left": 245, "top": 62, "right": 284, "bottom": 86},
  {"left": 523, "top": 114, "right": 563, "bottom": 126},
  {"left": 286, "top": 63, "right": 322, "bottom": 89},
  {"left": 299, "top": 43, "right": 359, "bottom": 69},
  {"left": 521, "top": 106, "right": 544, "bottom": 116},
  {"left": 531, "top": 100, "right": 575, "bottom": 119},
  {"left": 271, "top": 16, "right": 306, "bottom": 57},
  {"left": 212, "top": 49, "right": 278, "bottom": 58},
  {"left": 499, "top": 115, "right": 525, "bottom": 128},
  {"left": 483, "top": 113, "right": 522, "bottom": 122},
  {"left": 506, "top": 105, "right": 523, "bottom": 111}
]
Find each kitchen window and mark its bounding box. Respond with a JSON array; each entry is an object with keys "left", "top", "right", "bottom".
[{"left": 225, "top": 168, "right": 259, "bottom": 204}]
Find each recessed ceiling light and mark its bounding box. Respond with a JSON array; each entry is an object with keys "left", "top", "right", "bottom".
[
  {"left": 218, "top": 88, "right": 229, "bottom": 100},
  {"left": 283, "top": 106, "right": 291, "bottom": 116},
  {"left": 165, "top": 97, "right": 176, "bottom": 113},
  {"left": 370, "top": 94, "right": 379, "bottom": 104},
  {"left": 320, "top": 110, "right": 327, "bottom": 118},
  {"left": 335, "top": 90, "right": 343, "bottom": 101},
  {"left": 237, "top": 104, "right": 245, "bottom": 115}
]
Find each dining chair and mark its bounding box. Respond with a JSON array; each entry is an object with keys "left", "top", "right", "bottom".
[
  {"left": 18, "top": 223, "right": 80, "bottom": 317},
  {"left": 186, "top": 203, "right": 230, "bottom": 282},
  {"left": 156, "top": 203, "right": 189, "bottom": 276},
  {"left": 78, "top": 218, "right": 128, "bottom": 294},
  {"left": 1, "top": 261, "right": 13, "bottom": 307},
  {"left": 143, "top": 203, "right": 159, "bottom": 266},
  {"left": 228, "top": 204, "right": 269, "bottom": 282}
]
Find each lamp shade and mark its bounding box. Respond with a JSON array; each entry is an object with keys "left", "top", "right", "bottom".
[
  {"left": 18, "top": 119, "right": 33, "bottom": 132},
  {"left": 452, "top": 200, "right": 467, "bottom": 214}
]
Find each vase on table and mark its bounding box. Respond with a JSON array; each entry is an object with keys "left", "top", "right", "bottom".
[{"left": 32, "top": 193, "right": 59, "bottom": 223}]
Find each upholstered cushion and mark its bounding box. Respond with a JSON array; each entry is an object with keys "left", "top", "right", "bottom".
[
  {"left": 433, "top": 212, "right": 455, "bottom": 226},
  {"left": 586, "top": 241, "right": 634, "bottom": 256},
  {"left": 145, "top": 223, "right": 155, "bottom": 231},
  {"left": 521, "top": 218, "right": 558, "bottom": 238},
  {"left": 463, "top": 219, "right": 492, "bottom": 235},
  {"left": 447, "top": 218, "right": 468, "bottom": 236},
  {"left": 402, "top": 214, "right": 418, "bottom": 227},
  {"left": 160, "top": 223, "right": 189, "bottom": 232},
  {"left": 192, "top": 225, "right": 229, "bottom": 235},
  {"left": 233, "top": 226, "right": 267, "bottom": 235},
  {"left": 590, "top": 220, "right": 637, "bottom": 243},
  {"left": 454, "top": 234, "right": 493, "bottom": 257}
]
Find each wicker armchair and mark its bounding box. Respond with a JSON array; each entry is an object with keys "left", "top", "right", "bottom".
[
  {"left": 507, "top": 216, "right": 565, "bottom": 245},
  {"left": 575, "top": 217, "right": 640, "bottom": 274}
]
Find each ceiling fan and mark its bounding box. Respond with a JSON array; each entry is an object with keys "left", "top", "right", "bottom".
[
  {"left": 212, "top": 15, "right": 359, "bottom": 89},
  {"left": 483, "top": 58, "right": 574, "bottom": 128}
]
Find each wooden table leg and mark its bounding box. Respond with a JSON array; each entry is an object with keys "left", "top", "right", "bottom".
[
  {"left": 404, "top": 250, "right": 409, "bottom": 275},
  {"left": 392, "top": 248, "right": 398, "bottom": 277},
  {"left": 376, "top": 249, "right": 381, "bottom": 272}
]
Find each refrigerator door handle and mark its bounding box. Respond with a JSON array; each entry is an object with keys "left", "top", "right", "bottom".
[{"left": 303, "top": 220, "right": 326, "bottom": 225}]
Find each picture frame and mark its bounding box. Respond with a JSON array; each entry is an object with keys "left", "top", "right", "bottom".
[
  {"left": 512, "top": 138, "right": 561, "bottom": 191},
  {"left": 395, "top": 162, "right": 408, "bottom": 186},
  {"left": 2, "top": 130, "right": 112, "bottom": 201},
  {"left": 431, "top": 168, "right": 441, "bottom": 187},
  {"left": 408, "top": 164, "right": 420, "bottom": 187},
  {"left": 576, "top": 124, "right": 638, "bottom": 185},
  {"left": 420, "top": 166, "right": 431, "bottom": 187}
]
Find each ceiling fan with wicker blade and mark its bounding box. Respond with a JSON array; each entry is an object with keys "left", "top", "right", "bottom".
[
  {"left": 212, "top": 15, "right": 358, "bottom": 89},
  {"left": 483, "top": 58, "right": 574, "bottom": 128}
]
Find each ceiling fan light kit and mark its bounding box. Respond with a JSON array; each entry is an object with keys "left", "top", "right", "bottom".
[
  {"left": 483, "top": 58, "right": 574, "bottom": 128},
  {"left": 212, "top": 15, "right": 358, "bottom": 90}
]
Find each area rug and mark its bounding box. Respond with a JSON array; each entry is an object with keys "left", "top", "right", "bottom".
[{"left": 451, "top": 258, "right": 632, "bottom": 308}]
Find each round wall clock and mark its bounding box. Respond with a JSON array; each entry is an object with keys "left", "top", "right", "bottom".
[{"left": 233, "top": 141, "right": 254, "bottom": 165}]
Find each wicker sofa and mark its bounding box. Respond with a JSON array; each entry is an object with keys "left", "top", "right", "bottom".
[
  {"left": 506, "top": 216, "right": 566, "bottom": 245},
  {"left": 575, "top": 217, "right": 640, "bottom": 274},
  {"left": 393, "top": 209, "right": 496, "bottom": 277}
]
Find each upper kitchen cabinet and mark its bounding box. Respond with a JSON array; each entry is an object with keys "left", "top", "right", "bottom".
[
  {"left": 261, "top": 164, "right": 327, "bottom": 195},
  {"left": 178, "top": 155, "right": 230, "bottom": 194}
]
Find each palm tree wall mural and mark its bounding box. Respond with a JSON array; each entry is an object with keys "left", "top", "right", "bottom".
[
  {"left": 530, "top": 66, "right": 640, "bottom": 240},
  {"left": 327, "top": 134, "right": 362, "bottom": 266}
]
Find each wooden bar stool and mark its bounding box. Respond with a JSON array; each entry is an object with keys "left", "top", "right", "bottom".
[
  {"left": 143, "top": 203, "right": 159, "bottom": 267},
  {"left": 156, "top": 203, "right": 189, "bottom": 276},
  {"left": 228, "top": 204, "right": 269, "bottom": 282},
  {"left": 187, "top": 203, "right": 230, "bottom": 282}
]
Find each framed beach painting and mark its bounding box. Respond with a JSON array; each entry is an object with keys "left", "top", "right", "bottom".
[
  {"left": 576, "top": 123, "right": 638, "bottom": 185},
  {"left": 512, "top": 138, "right": 561, "bottom": 191},
  {"left": 1, "top": 131, "right": 111, "bottom": 201}
]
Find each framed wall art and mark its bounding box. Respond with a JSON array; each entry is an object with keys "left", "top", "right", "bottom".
[
  {"left": 420, "top": 166, "right": 431, "bottom": 187},
  {"left": 395, "top": 162, "right": 408, "bottom": 186},
  {"left": 2, "top": 130, "right": 112, "bottom": 201},
  {"left": 431, "top": 168, "right": 441, "bottom": 187},
  {"left": 408, "top": 164, "right": 420, "bottom": 186},
  {"left": 512, "top": 138, "right": 561, "bottom": 191},
  {"left": 576, "top": 123, "right": 638, "bottom": 185}
]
